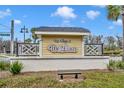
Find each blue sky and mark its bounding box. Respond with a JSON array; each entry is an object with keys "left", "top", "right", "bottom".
[{"left": 0, "top": 5, "right": 122, "bottom": 41}]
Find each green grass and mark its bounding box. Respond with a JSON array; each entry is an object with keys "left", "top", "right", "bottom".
[{"left": 0, "top": 71, "right": 124, "bottom": 88}]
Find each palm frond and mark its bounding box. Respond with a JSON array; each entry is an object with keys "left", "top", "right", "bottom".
[{"left": 107, "top": 5, "right": 121, "bottom": 21}]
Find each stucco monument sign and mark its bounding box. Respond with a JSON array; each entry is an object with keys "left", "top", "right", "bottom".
[{"left": 11, "top": 27, "right": 109, "bottom": 72}]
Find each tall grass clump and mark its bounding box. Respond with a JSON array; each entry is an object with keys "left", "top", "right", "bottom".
[
  {"left": 0, "top": 61, "right": 10, "bottom": 71},
  {"left": 9, "top": 61, "right": 23, "bottom": 75}
]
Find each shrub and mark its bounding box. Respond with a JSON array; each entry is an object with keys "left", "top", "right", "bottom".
[
  {"left": 9, "top": 61, "right": 23, "bottom": 75},
  {"left": 116, "top": 61, "right": 124, "bottom": 69},
  {"left": 107, "top": 60, "right": 124, "bottom": 71},
  {"left": 107, "top": 60, "right": 117, "bottom": 71},
  {"left": 0, "top": 61, "right": 10, "bottom": 71}
]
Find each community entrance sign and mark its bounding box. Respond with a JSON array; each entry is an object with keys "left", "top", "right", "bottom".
[
  {"left": 48, "top": 45, "right": 77, "bottom": 53},
  {"left": 13, "top": 27, "right": 109, "bottom": 72}
]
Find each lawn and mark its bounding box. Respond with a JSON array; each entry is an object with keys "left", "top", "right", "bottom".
[{"left": 0, "top": 70, "right": 124, "bottom": 88}]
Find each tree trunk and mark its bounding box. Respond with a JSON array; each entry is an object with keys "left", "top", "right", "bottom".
[{"left": 122, "top": 15, "right": 124, "bottom": 61}]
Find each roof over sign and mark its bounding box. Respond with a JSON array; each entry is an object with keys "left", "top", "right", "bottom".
[
  {"left": 34, "top": 26, "right": 91, "bottom": 36},
  {"left": 34, "top": 26, "right": 90, "bottom": 33}
]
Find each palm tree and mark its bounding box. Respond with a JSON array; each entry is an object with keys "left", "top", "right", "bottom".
[{"left": 107, "top": 5, "right": 124, "bottom": 60}]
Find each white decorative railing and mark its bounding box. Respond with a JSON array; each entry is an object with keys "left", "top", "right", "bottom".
[
  {"left": 16, "top": 43, "right": 39, "bottom": 56},
  {"left": 84, "top": 44, "right": 103, "bottom": 56},
  {"left": 16, "top": 43, "right": 103, "bottom": 56}
]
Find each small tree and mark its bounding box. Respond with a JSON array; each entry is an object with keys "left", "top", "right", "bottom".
[{"left": 31, "top": 28, "right": 38, "bottom": 43}]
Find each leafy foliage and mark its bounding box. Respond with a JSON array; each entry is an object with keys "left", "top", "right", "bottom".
[
  {"left": 31, "top": 28, "right": 38, "bottom": 43},
  {"left": 107, "top": 60, "right": 124, "bottom": 71},
  {"left": 107, "top": 60, "right": 117, "bottom": 71},
  {"left": 116, "top": 61, "right": 124, "bottom": 69},
  {"left": 9, "top": 61, "right": 23, "bottom": 75},
  {"left": 107, "top": 5, "right": 121, "bottom": 21}
]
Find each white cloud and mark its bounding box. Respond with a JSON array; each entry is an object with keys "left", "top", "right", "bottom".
[
  {"left": 108, "top": 26, "right": 114, "bottom": 30},
  {"left": 113, "top": 19, "right": 122, "bottom": 26},
  {"left": 14, "top": 19, "right": 21, "bottom": 25},
  {"left": 0, "top": 8, "right": 11, "bottom": 18},
  {"left": 51, "top": 6, "right": 77, "bottom": 19},
  {"left": 86, "top": 10, "right": 100, "bottom": 20}
]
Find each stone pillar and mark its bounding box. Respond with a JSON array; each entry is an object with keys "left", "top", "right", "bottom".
[
  {"left": 82, "top": 36, "right": 84, "bottom": 56},
  {"left": 39, "top": 35, "right": 43, "bottom": 57}
]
